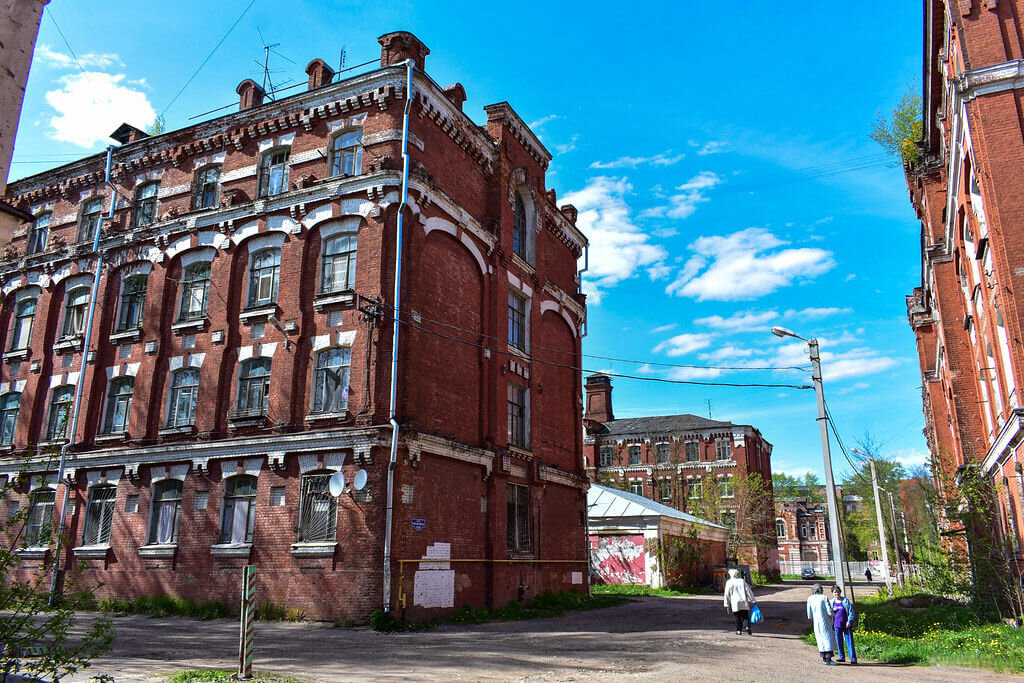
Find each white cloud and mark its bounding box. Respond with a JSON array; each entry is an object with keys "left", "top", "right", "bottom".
[
  {"left": 36, "top": 44, "right": 123, "bottom": 70},
  {"left": 529, "top": 114, "right": 560, "bottom": 129},
  {"left": 647, "top": 263, "right": 673, "bottom": 280},
  {"left": 695, "top": 310, "right": 778, "bottom": 332},
  {"left": 769, "top": 338, "right": 899, "bottom": 381},
  {"left": 642, "top": 171, "right": 723, "bottom": 220},
  {"left": 783, "top": 307, "right": 853, "bottom": 320},
  {"left": 892, "top": 447, "right": 929, "bottom": 468},
  {"left": 650, "top": 323, "right": 677, "bottom": 334},
  {"left": 653, "top": 227, "right": 679, "bottom": 238},
  {"left": 652, "top": 333, "right": 714, "bottom": 357},
  {"left": 589, "top": 151, "right": 685, "bottom": 169},
  {"left": 698, "top": 345, "right": 756, "bottom": 362},
  {"left": 555, "top": 134, "right": 579, "bottom": 154},
  {"left": 45, "top": 72, "right": 155, "bottom": 148},
  {"left": 692, "top": 140, "right": 727, "bottom": 156},
  {"left": 667, "top": 366, "right": 723, "bottom": 381},
  {"left": 846, "top": 273, "right": 857, "bottom": 281},
  {"left": 563, "top": 177, "right": 667, "bottom": 304},
  {"left": 665, "top": 227, "right": 835, "bottom": 301}
]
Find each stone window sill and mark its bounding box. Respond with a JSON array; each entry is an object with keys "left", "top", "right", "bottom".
[
  {"left": 290, "top": 542, "right": 336, "bottom": 558},
  {"left": 73, "top": 545, "right": 111, "bottom": 560},
  {"left": 510, "top": 252, "right": 536, "bottom": 275},
  {"left": 313, "top": 290, "right": 355, "bottom": 311},
  {"left": 109, "top": 328, "right": 142, "bottom": 344},
  {"left": 15, "top": 547, "right": 50, "bottom": 561},
  {"left": 211, "top": 543, "right": 253, "bottom": 558},
  {"left": 54, "top": 336, "right": 83, "bottom": 353},
  {"left": 228, "top": 412, "right": 267, "bottom": 429},
  {"left": 171, "top": 318, "right": 207, "bottom": 335},
  {"left": 38, "top": 439, "right": 67, "bottom": 449},
  {"left": 305, "top": 411, "right": 348, "bottom": 423},
  {"left": 3, "top": 348, "right": 29, "bottom": 363},
  {"left": 239, "top": 304, "right": 277, "bottom": 323},
  {"left": 159, "top": 425, "right": 195, "bottom": 437},
  {"left": 138, "top": 544, "right": 177, "bottom": 559},
  {"left": 95, "top": 432, "right": 128, "bottom": 444}
]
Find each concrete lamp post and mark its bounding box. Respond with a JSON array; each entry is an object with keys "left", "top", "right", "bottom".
[{"left": 770, "top": 326, "right": 847, "bottom": 594}]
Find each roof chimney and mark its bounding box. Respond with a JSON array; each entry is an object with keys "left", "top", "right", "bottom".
[
  {"left": 236, "top": 79, "right": 265, "bottom": 111},
  {"left": 305, "top": 58, "right": 335, "bottom": 90},
  {"left": 584, "top": 373, "right": 614, "bottom": 423},
  {"left": 378, "top": 31, "right": 429, "bottom": 71},
  {"left": 442, "top": 83, "right": 466, "bottom": 110}
]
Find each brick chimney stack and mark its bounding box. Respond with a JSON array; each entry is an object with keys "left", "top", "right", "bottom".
[
  {"left": 305, "top": 58, "right": 335, "bottom": 90},
  {"left": 584, "top": 374, "right": 614, "bottom": 423},
  {"left": 560, "top": 204, "right": 578, "bottom": 225},
  {"left": 378, "top": 31, "right": 430, "bottom": 71},
  {"left": 236, "top": 79, "right": 265, "bottom": 111},
  {"left": 442, "top": 83, "right": 466, "bottom": 110}
]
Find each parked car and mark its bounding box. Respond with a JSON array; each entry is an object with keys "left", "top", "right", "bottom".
[{"left": 801, "top": 567, "right": 816, "bottom": 580}]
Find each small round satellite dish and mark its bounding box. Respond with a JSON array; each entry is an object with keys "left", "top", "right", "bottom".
[
  {"left": 328, "top": 471, "right": 346, "bottom": 497},
  {"left": 353, "top": 469, "right": 368, "bottom": 491}
]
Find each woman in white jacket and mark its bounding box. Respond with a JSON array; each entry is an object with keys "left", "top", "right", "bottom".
[
  {"left": 722, "top": 568, "right": 757, "bottom": 635},
  {"left": 806, "top": 583, "right": 839, "bottom": 665}
]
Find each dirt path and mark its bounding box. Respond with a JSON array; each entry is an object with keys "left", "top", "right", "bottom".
[{"left": 68, "top": 584, "right": 1010, "bottom": 681}]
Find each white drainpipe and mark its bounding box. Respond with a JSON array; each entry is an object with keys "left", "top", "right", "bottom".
[
  {"left": 382, "top": 58, "right": 416, "bottom": 613},
  {"left": 48, "top": 145, "right": 116, "bottom": 600}
]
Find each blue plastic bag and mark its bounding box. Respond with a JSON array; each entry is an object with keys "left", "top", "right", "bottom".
[{"left": 750, "top": 604, "right": 763, "bottom": 624}]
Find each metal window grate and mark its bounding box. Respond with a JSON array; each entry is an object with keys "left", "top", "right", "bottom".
[
  {"left": 83, "top": 486, "right": 116, "bottom": 546},
  {"left": 298, "top": 473, "right": 336, "bottom": 542}
]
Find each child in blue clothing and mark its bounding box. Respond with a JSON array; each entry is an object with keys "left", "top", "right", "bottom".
[{"left": 830, "top": 585, "right": 857, "bottom": 664}]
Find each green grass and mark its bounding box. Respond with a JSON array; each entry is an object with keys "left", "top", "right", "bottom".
[
  {"left": 99, "top": 595, "right": 231, "bottom": 620},
  {"left": 443, "top": 590, "right": 630, "bottom": 627},
  {"left": 168, "top": 670, "right": 303, "bottom": 683},
  {"left": 591, "top": 583, "right": 704, "bottom": 597},
  {"left": 801, "top": 594, "right": 1024, "bottom": 673}
]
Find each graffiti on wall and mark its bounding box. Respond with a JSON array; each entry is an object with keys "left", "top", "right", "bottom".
[{"left": 590, "top": 534, "right": 646, "bottom": 584}]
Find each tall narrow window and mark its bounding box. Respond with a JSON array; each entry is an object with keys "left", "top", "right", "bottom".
[
  {"left": 24, "top": 488, "right": 55, "bottom": 546},
  {"left": 599, "top": 445, "right": 615, "bottom": 467},
  {"left": 62, "top": 287, "right": 89, "bottom": 338},
  {"left": 237, "top": 358, "right": 271, "bottom": 416},
  {"left": 168, "top": 368, "right": 200, "bottom": 427},
  {"left": 134, "top": 182, "right": 159, "bottom": 228},
  {"left": 313, "top": 347, "right": 351, "bottom": 413},
  {"left": 688, "top": 478, "right": 703, "bottom": 499},
  {"left": 329, "top": 130, "right": 363, "bottom": 177},
  {"left": 507, "top": 383, "right": 528, "bottom": 449},
  {"left": 628, "top": 445, "right": 642, "bottom": 465},
  {"left": 147, "top": 479, "right": 182, "bottom": 544},
  {"left": 179, "top": 262, "right": 211, "bottom": 320},
  {"left": 46, "top": 386, "right": 74, "bottom": 440},
  {"left": 258, "top": 149, "right": 289, "bottom": 197},
  {"left": 193, "top": 165, "right": 221, "bottom": 209},
  {"left": 716, "top": 439, "right": 732, "bottom": 460},
  {"left": 629, "top": 480, "right": 643, "bottom": 496},
  {"left": 321, "top": 234, "right": 357, "bottom": 293},
  {"left": 685, "top": 442, "right": 700, "bottom": 462},
  {"left": 9, "top": 298, "right": 36, "bottom": 350},
  {"left": 103, "top": 377, "right": 134, "bottom": 434},
  {"left": 27, "top": 213, "right": 49, "bottom": 254},
  {"left": 0, "top": 392, "right": 20, "bottom": 444},
  {"left": 82, "top": 485, "right": 116, "bottom": 546},
  {"left": 658, "top": 478, "right": 673, "bottom": 502},
  {"left": 297, "top": 471, "right": 336, "bottom": 542},
  {"left": 720, "top": 475, "right": 735, "bottom": 498},
  {"left": 219, "top": 475, "right": 257, "bottom": 544},
  {"left": 513, "top": 194, "right": 527, "bottom": 260},
  {"left": 508, "top": 291, "right": 527, "bottom": 351},
  {"left": 656, "top": 443, "right": 671, "bottom": 464},
  {"left": 506, "top": 483, "right": 531, "bottom": 552},
  {"left": 247, "top": 249, "right": 280, "bottom": 307},
  {"left": 77, "top": 198, "right": 103, "bottom": 242},
  {"left": 117, "top": 276, "right": 147, "bottom": 331},
  {"left": 776, "top": 520, "right": 786, "bottom": 539}
]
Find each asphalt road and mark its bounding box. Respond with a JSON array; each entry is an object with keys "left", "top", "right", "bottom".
[{"left": 67, "top": 583, "right": 1009, "bottom": 682}]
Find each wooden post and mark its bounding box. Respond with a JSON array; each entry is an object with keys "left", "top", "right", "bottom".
[{"left": 238, "top": 565, "right": 256, "bottom": 679}]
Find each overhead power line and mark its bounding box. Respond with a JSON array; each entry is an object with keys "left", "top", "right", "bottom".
[{"left": 45, "top": 8, "right": 90, "bottom": 84}]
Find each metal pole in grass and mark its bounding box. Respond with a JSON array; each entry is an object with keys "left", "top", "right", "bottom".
[{"left": 238, "top": 565, "right": 256, "bottom": 679}]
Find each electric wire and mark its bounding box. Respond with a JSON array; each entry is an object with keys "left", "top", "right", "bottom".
[{"left": 44, "top": 9, "right": 90, "bottom": 85}]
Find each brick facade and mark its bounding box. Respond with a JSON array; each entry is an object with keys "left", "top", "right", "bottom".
[
  {"left": 774, "top": 498, "right": 830, "bottom": 564},
  {"left": 0, "top": 31, "right": 589, "bottom": 621}
]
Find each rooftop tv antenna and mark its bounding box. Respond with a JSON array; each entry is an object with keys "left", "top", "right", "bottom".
[
  {"left": 254, "top": 27, "right": 295, "bottom": 100},
  {"left": 338, "top": 47, "right": 347, "bottom": 78}
]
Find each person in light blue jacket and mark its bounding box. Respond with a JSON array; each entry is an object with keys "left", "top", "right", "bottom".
[
  {"left": 830, "top": 585, "right": 857, "bottom": 664},
  {"left": 806, "top": 583, "right": 838, "bottom": 664}
]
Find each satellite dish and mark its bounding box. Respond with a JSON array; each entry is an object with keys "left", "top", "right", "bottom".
[
  {"left": 328, "top": 471, "right": 346, "bottom": 497},
  {"left": 353, "top": 469, "right": 368, "bottom": 491}
]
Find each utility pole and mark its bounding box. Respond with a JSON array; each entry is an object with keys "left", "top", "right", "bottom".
[
  {"left": 886, "top": 489, "right": 906, "bottom": 587},
  {"left": 868, "top": 456, "right": 893, "bottom": 588}
]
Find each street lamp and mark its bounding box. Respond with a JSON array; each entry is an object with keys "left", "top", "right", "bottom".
[{"left": 770, "top": 326, "right": 847, "bottom": 594}]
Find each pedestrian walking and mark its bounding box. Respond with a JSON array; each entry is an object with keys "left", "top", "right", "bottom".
[
  {"left": 864, "top": 567, "right": 872, "bottom": 583},
  {"left": 830, "top": 585, "right": 857, "bottom": 664},
  {"left": 806, "top": 583, "right": 838, "bottom": 665},
  {"left": 722, "top": 568, "right": 757, "bottom": 635}
]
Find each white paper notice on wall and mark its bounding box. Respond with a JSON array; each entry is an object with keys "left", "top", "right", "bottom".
[
  {"left": 572, "top": 572, "right": 583, "bottom": 585},
  {"left": 413, "top": 569, "right": 455, "bottom": 608}
]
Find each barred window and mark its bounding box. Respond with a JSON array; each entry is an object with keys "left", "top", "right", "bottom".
[
  {"left": 193, "top": 165, "right": 221, "bottom": 209},
  {"left": 321, "top": 234, "right": 357, "bottom": 293},
  {"left": 0, "top": 392, "right": 19, "bottom": 445},
  {"left": 82, "top": 485, "right": 116, "bottom": 546},
  {"left": 179, "top": 262, "right": 211, "bottom": 320},
  {"left": 103, "top": 377, "right": 134, "bottom": 434},
  {"left": 147, "top": 480, "right": 182, "bottom": 544},
  {"left": 117, "top": 275, "right": 147, "bottom": 331},
  {"left": 506, "top": 483, "right": 531, "bottom": 552},
  {"left": 313, "top": 348, "right": 350, "bottom": 413},
  {"left": 220, "top": 475, "right": 257, "bottom": 544},
  {"left": 24, "top": 488, "right": 55, "bottom": 546},
  {"left": 297, "top": 471, "right": 336, "bottom": 542},
  {"left": 27, "top": 213, "right": 49, "bottom": 255},
  {"left": 9, "top": 298, "right": 35, "bottom": 350},
  {"left": 77, "top": 198, "right": 102, "bottom": 242},
  {"left": 168, "top": 368, "right": 199, "bottom": 427},
  {"left": 134, "top": 182, "right": 159, "bottom": 228},
  {"left": 329, "top": 129, "right": 362, "bottom": 177}
]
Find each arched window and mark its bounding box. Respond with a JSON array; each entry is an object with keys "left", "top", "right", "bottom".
[
  {"left": 147, "top": 479, "right": 182, "bottom": 544},
  {"left": 220, "top": 475, "right": 257, "bottom": 544},
  {"left": 9, "top": 297, "right": 36, "bottom": 350},
  {"left": 329, "top": 129, "right": 362, "bottom": 177},
  {"left": 237, "top": 358, "right": 271, "bottom": 416},
  {"left": 513, "top": 193, "right": 527, "bottom": 260},
  {"left": 776, "top": 519, "right": 786, "bottom": 539},
  {"left": 103, "top": 376, "right": 134, "bottom": 434},
  {"left": 258, "top": 148, "right": 289, "bottom": 197},
  {"left": 320, "top": 234, "right": 357, "bottom": 293},
  {"left": 25, "top": 487, "right": 55, "bottom": 546},
  {"left": 46, "top": 385, "right": 74, "bottom": 440},
  {"left": 0, "top": 392, "right": 20, "bottom": 444},
  {"left": 193, "top": 165, "right": 221, "bottom": 209},
  {"left": 297, "top": 470, "right": 336, "bottom": 542},
  {"left": 179, "top": 262, "right": 211, "bottom": 321},
  {"left": 117, "top": 275, "right": 147, "bottom": 331},
  {"left": 247, "top": 249, "right": 280, "bottom": 307},
  {"left": 62, "top": 287, "right": 90, "bottom": 338},
  {"left": 82, "top": 484, "right": 117, "bottom": 546},
  {"left": 27, "top": 212, "right": 49, "bottom": 255},
  {"left": 134, "top": 182, "right": 159, "bottom": 228},
  {"left": 77, "top": 198, "right": 103, "bottom": 242},
  {"left": 313, "top": 347, "right": 351, "bottom": 413},
  {"left": 168, "top": 368, "right": 200, "bottom": 427}
]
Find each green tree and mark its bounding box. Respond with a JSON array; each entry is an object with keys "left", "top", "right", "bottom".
[
  {"left": 146, "top": 115, "right": 166, "bottom": 136},
  {"left": 839, "top": 435, "right": 908, "bottom": 563},
  {"left": 771, "top": 472, "right": 823, "bottom": 502},
  {"left": 870, "top": 81, "right": 923, "bottom": 165}
]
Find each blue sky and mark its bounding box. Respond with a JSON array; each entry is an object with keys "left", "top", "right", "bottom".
[{"left": 10, "top": 1, "right": 927, "bottom": 481}]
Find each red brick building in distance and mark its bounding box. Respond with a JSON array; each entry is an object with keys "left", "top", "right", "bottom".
[
  {"left": 581, "top": 374, "right": 778, "bottom": 574},
  {"left": 0, "top": 31, "right": 590, "bottom": 621},
  {"left": 905, "top": 1, "right": 1024, "bottom": 561},
  {"left": 774, "top": 498, "right": 830, "bottom": 565}
]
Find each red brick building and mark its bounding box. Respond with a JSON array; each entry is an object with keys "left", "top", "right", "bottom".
[
  {"left": 774, "top": 498, "right": 830, "bottom": 564},
  {"left": 581, "top": 374, "right": 777, "bottom": 574},
  {"left": 905, "top": 1, "right": 1024, "bottom": 561},
  {"left": 0, "top": 31, "right": 590, "bottom": 621}
]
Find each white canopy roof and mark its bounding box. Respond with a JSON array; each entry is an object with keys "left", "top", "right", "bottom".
[{"left": 588, "top": 484, "right": 726, "bottom": 529}]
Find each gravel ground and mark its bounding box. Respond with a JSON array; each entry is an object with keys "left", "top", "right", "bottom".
[{"left": 67, "top": 583, "right": 1011, "bottom": 682}]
